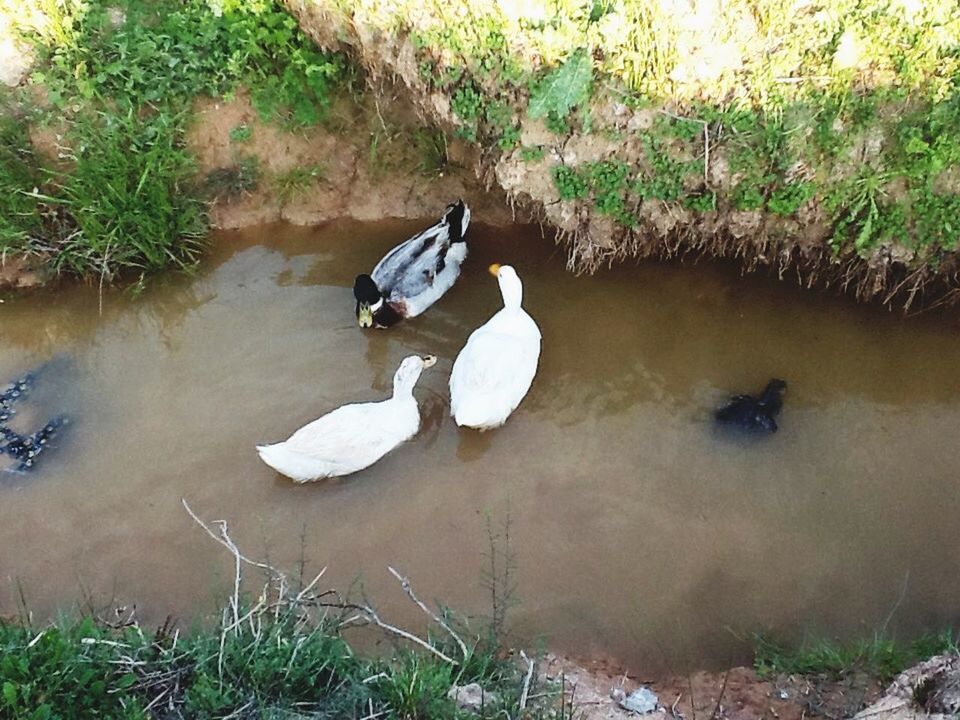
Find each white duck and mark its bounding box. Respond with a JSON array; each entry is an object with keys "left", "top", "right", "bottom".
[
  {"left": 449, "top": 264, "right": 541, "bottom": 430},
  {"left": 354, "top": 200, "right": 471, "bottom": 328},
  {"left": 257, "top": 355, "right": 436, "bottom": 482}
]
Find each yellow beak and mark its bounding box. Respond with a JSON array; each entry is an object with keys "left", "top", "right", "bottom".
[
  {"left": 358, "top": 305, "right": 373, "bottom": 328},
  {"left": 488, "top": 263, "right": 501, "bottom": 277}
]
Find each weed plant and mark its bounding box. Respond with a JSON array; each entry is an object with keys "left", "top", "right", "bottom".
[
  {"left": 345, "top": 0, "right": 960, "bottom": 262},
  {"left": 755, "top": 630, "right": 960, "bottom": 682},
  {"left": 1, "top": 0, "right": 348, "bottom": 282}
]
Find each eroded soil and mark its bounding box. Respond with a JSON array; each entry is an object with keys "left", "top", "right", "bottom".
[{"left": 546, "top": 654, "right": 884, "bottom": 720}]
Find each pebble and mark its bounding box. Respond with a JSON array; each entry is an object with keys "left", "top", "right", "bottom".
[
  {"left": 447, "top": 683, "right": 498, "bottom": 714},
  {"left": 618, "top": 687, "right": 659, "bottom": 714}
]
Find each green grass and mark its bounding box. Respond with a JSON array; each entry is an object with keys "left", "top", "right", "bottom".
[
  {"left": 1, "top": 0, "right": 349, "bottom": 282},
  {"left": 30, "top": 0, "right": 348, "bottom": 127},
  {"left": 0, "top": 503, "right": 552, "bottom": 719},
  {"left": 0, "top": 112, "right": 43, "bottom": 251},
  {"left": 272, "top": 162, "right": 325, "bottom": 202},
  {"left": 0, "top": 590, "right": 558, "bottom": 720},
  {"left": 204, "top": 155, "right": 261, "bottom": 201},
  {"left": 54, "top": 109, "right": 207, "bottom": 281},
  {"left": 6, "top": 0, "right": 960, "bottom": 286},
  {"left": 326, "top": 0, "right": 960, "bottom": 268},
  {"left": 228, "top": 123, "right": 252, "bottom": 143},
  {"left": 412, "top": 128, "right": 448, "bottom": 176},
  {"left": 754, "top": 630, "right": 960, "bottom": 682},
  {"left": 1, "top": 104, "right": 206, "bottom": 282}
]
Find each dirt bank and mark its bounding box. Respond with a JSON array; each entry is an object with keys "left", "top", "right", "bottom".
[
  {"left": 283, "top": 0, "right": 960, "bottom": 311},
  {"left": 0, "top": 87, "right": 520, "bottom": 291},
  {"left": 186, "top": 90, "right": 519, "bottom": 230},
  {"left": 546, "top": 654, "right": 885, "bottom": 720}
]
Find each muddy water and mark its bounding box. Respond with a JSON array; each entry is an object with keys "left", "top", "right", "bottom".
[{"left": 1, "top": 220, "right": 960, "bottom": 671}]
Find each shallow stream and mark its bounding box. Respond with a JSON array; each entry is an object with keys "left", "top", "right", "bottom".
[{"left": 1, "top": 220, "right": 959, "bottom": 671}]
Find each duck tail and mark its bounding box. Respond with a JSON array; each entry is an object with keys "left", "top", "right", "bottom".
[
  {"left": 444, "top": 199, "right": 469, "bottom": 243},
  {"left": 452, "top": 396, "right": 506, "bottom": 431},
  {"left": 256, "top": 443, "right": 319, "bottom": 483}
]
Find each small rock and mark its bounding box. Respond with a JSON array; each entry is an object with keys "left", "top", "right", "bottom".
[
  {"left": 106, "top": 7, "right": 126, "bottom": 26},
  {"left": 0, "top": 34, "right": 33, "bottom": 87},
  {"left": 448, "top": 683, "right": 498, "bottom": 714},
  {"left": 619, "top": 686, "right": 658, "bottom": 714}
]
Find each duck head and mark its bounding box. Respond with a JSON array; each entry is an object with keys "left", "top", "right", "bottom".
[
  {"left": 444, "top": 199, "right": 471, "bottom": 242},
  {"left": 393, "top": 354, "right": 437, "bottom": 396},
  {"left": 353, "top": 274, "right": 383, "bottom": 328},
  {"left": 488, "top": 263, "right": 523, "bottom": 309},
  {"left": 760, "top": 378, "right": 787, "bottom": 403},
  {"left": 758, "top": 378, "right": 787, "bottom": 415},
  {"left": 764, "top": 378, "right": 787, "bottom": 394}
]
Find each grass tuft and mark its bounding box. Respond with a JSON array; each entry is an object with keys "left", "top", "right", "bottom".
[
  {"left": 205, "top": 156, "right": 261, "bottom": 201},
  {"left": 754, "top": 630, "right": 960, "bottom": 682},
  {"left": 1, "top": 0, "right": 349, "bottom": 284},
  {"left": 272, "top": 162, "right": 325, "bottom": 202}
]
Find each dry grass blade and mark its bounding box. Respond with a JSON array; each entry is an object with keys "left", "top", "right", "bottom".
[{"left": 519, "top": 650, "right": 535, "bottom": 712}]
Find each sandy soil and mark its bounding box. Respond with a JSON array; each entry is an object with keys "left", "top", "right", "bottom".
[
  {"left": 185, "top": 90, "right": 519, "bottom": 230},
  {"left": 545, "top": 654, "right": 884, "bottom": 720}
]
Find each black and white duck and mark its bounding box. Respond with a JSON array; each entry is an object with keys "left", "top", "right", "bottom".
[
  {"left": 715, "top": 379, "right": 787, "bottom": 433},
  {"left": 353, "top": 199, "right": 471, "bottom": 328}
]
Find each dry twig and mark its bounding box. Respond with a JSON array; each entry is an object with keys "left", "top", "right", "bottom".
[
  {"left": 387, "top": 565, "right": 469, "bottom": 660},
  {"left": 519, "top": 650, "right": 535, "bottom": 713},
  {"left": 335, "top": 600, "right": 459, "bottom": 665}
]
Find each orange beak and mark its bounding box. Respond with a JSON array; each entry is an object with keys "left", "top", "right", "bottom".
[{"left": 488, "top": 263, "right": 501, "bottom": 277}]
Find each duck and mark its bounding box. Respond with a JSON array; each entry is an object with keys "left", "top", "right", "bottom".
[
  {"left": 715, "top": 378, "right": 787, "bottom": 433},
  {"left": 256, "top": 355, "right": 436, "bottom": 482},
  {"left": 449, "top": 264, "right": 541, "bottom": 430},
  {"left": 353, "top": 199, "right": 471, "bottom": 328}
]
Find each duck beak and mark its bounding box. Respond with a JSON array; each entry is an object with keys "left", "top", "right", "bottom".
[
  {"left": 421, "top": 355, "right": 437, "bottom": 368},
  {"left": 488, "top": 263, "right": 501, "bottom": 277},
  {"left": 357, "top": 304, "right": 373, "bottom": 328}
]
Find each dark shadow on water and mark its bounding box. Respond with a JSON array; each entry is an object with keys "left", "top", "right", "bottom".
[{"left": 456, "top": 426, "right": 494, "bottom": 463}]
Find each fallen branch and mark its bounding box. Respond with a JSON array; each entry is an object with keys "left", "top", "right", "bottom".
[
  {"left": 335, "top": 600, "right": 459, "bottom": 665},
  {"left": 182, "top": 500, "right": 466, "bottom": 667},
  {"left": 181, "top": 498, "right": 281, "bottom": 579},
  {"left": 387, "top": 566, "right": 469, "bottom": 660}
]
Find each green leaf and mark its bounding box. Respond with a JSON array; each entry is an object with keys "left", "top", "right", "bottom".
[
  {"left": 3, "top": 681, "right": 17, "bottom": 706},
  {"left": 904, "top": 135, "right": 930, "bottom": 156},
  {"left": 854, "top": 199, "right": 878, "bottom": 251},
  {"left": 116, "top": 673, "right": 137, "bottom": 689},
  {"left": 528, "top": 48, "right": 592, "bottom": 120}
]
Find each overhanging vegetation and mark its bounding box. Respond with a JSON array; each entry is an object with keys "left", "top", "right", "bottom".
[
  {"left": 0, "top": 0, "right": 349, "bottom": 284},
  {"left": 291, "top": 0, "right": 960, "bottom": 306},
  {"left": 1, "top": 0, "right": 959, "bottom": 305}
]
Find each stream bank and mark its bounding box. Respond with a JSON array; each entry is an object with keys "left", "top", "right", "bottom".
[{"left": 284, "top": 0, "right": 960, "bottom": 310}]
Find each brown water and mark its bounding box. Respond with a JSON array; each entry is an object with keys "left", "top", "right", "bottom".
[{"left": 1, "top": 220, "right": 960, "bottom": 672}]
